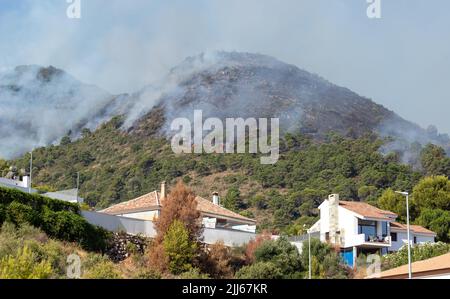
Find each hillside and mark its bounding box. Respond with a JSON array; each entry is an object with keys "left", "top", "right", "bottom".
[
  {"left": 1, "top": 52, "right": 449, "bottom": 161},
  {"left": 3, "top": 52, "right": 450, "bottom": 233},
  {"left": 8, "top": 114, "right": 441, "bottom": 232}
]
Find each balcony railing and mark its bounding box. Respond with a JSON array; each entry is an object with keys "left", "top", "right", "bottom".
[{"left": 346, "top": 234, "right": 391, "bottom": 247}]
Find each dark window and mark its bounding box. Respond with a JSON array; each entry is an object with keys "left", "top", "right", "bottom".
[
  {"left": 381, "top": 222, "right": 388, "bottom": 237},
  {"left": 358, "top": 220, "right": 377, "bottom": 241},
  {"left": 414, "top": 236, "right": 417, "bottom": 244},
  {"left": 325, "top": 232, "right": 330, "bottom": 242},
  {"left": 391, "top": 232, "right": 397, "bottom": 242}
]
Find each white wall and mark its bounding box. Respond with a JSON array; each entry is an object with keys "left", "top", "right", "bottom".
[
  {"left": 318, "top": 199, "right": 359, "bottom": 247},
  {"left": 119, "top": 210, "right": 158, "bottom": 221},
  {"left": 390, "top": 231, "right": 435, "bottom": 252},
  {"left": 83, "top": 211, "right": 255, "bottom": 247},
  {"left": 339, "top": 207, "right": 358, "bottom": 248}
]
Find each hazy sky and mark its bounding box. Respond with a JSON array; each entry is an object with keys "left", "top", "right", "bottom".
[{"left": 0, "top": 0, "right": 449, "bottom": 133}]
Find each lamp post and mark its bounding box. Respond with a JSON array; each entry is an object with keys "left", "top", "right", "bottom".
[
  {"left": 304, "top": 224, "right": 312, "bottom": 279},
  {"left": 29, "top": 150, "right": 33, "bottom": 194},
  {"left": 395, "top": 191, "right": 412, "bottom": 279}
]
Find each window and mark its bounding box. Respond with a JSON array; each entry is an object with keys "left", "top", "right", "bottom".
[
  {"left": 325, "top": 232, "right": 330, "bottom": 242},
  {"left": 358, "top": 220, "right": 377, "bottom": 241},
  {"left": 381, "top": 222, "right": 388, "bottom": 237},
  {"left": 391, "top": 232, "right": 397, "bottom": 242},
  {"left": 414, "top": 236, "right": 417, "bottom": 244}
]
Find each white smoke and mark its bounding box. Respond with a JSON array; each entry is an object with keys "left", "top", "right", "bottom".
[{"left": 0, "top": 65, "right": 114, "bottom": 159}]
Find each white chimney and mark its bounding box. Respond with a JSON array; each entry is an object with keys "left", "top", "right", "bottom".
[
  {"left": 160, "top": 181, "right": 166, "bottom": 200},
  {"left": 328, "top": 194, "right": 340, "bottom": 245},
  {"left": 21, "top": 176, "right": 31, "bottom": 188},
  {"left": 212, "top": 192, "right": 220, "bottom": 206}
]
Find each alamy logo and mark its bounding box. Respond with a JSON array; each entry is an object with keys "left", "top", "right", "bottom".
[
  {"left": 170, "top": 110, "right": 280, "bottom": 165},
  {"left": 367, "top": 0, "right": 381, "bottom": 19},
  {"left": 66, "top": 0, "right": 81, "bottom": 19}
]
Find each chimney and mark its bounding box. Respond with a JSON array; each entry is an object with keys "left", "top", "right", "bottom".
[
  {"left": 160, "top": 181, "right": 166, "bottom": 200},
  {"left": 212, "top": 192, "right": 220, "bottom": 206},
  {"left": 328, "top": 194, "right": 340, "bottom": 245},
  {"left": 21, "top": 176, "right": 31, "bottom": 189}
]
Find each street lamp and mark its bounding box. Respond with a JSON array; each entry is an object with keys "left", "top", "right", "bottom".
[
  {"left": 395, "top": 191, "right": 412, "bottom": 279},
  {"left": 303, "top": 224, "right": 312, "bottom": 279}
]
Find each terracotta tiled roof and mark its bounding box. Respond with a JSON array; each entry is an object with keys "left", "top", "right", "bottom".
[
  {"left": 194, "top": 196, "right": 255, "bottom": 224},
  {"left": 367, "top": 252, "right": 450, "bottom": 279},
  {"left": 390, "top": 222, "right": 436, "bottom": 235},
  {"left": 99, "top": 191, "right": 255, "bottom": 224},
  {"left": 99, "top": 191, "right": 159, "bottom": 215},
  {"left": 339, "top": 200, "right": 397, "bottom": 220}
]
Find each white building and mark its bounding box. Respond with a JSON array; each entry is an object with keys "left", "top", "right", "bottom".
[
  {"left": 99, "top": 182, "right": 256, "bottom": 233},
  {"left": 0, "top": 176, "right": 35, "bottom": 193},
  {"left": 310, "top": 194, "right": 436, "bottom": 268}
]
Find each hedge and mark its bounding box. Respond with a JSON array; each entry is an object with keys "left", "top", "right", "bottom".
[
  {"left": 0, "top": 187, "right": 79, "bottom": 214},
  {"left": 0, "top": 187, "right": 110, "bottom": 252}
]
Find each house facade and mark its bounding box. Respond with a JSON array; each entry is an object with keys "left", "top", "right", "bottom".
[
  {"left": 99, "top": 182, "right": 256, "bottom": 234},
  {"left": 311, "top": 194, "right": 436, "bottom": 267}
]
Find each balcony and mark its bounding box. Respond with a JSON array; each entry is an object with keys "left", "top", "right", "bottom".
[{"left": 346, "top": 234, "right": 391, "bottom": 248}]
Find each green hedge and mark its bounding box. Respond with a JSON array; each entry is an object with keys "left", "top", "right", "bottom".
[
  {"left": 0, "top": 187, "right": 110, "bottom": 252},
  {"left": 0, "top": 187, "right": 79, "bottom": 214}
]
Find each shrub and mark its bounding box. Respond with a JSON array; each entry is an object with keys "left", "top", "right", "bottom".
[
  {"left": 0, "top": 245, "right": 52, "bottom": 279},
  {"left": 198, "top": 242, "right": 233, "bottom": 279},
  {"left": 0, "top": 187, "right": 110, "bottom": 252},
  {"left": 382, "top": 242, "right": 450, "bottom": 270},
  {"left": 235, "top": 262, "right": 283, "bottom": 279},
  {"left": 163, "top": 220, "right": 198, "bottom": 275},
  {"left": 178, "top": 268, "right": 210, "bottom": 279},
  {"left": 253, "top": 237, "right": 303, "bottom": 278},
  {"left": 83, "top": 260, "right": 121, "bottom": 279},
  {"left": 6, "top": 201, "right": 37, "bottom": 226}
]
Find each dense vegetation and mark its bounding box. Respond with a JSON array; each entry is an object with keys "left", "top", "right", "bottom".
[
  {"left": 381, "top": 242, "right": 450, "bottom": 270},
  {"left": 378, "top": 175, "right": 450, "bottom": 242},
  {"left": 0, "top": 187, "right": 110, "bottom": 251},
  {"left": 3, "top": 113, "right": 448, "bottom": 235}
]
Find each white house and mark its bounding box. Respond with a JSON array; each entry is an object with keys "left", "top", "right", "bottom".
[
  {"left": 389, "top": 222, "right": 437, "bottom": 252},
  {"left": 310, "top": 194, "right": 436, "bottom": 268},
  {"left": 99, "top": 182, "right": 256, "bottom": 233}
]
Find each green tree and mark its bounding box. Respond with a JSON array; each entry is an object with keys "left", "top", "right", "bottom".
[
  {"left": 0, "top": 245, "right": 52, "bottom": 279},
  {"left": 163, "top": 220, "right": 198, "bottom": 275},
  {"left": 378, "top": 189, "right": 407, "bottom": 222},
  {"left": 252, "top": 237, "right": 303, "bottom": 278},
  {"left": 60, "top": 135, "right": 72, "bottom": 146},
  {"left": 416, "top": 209, "right": 450, "bottom": 242},
  {"left": 420, "top": 144, "right": 450, "bottom": 177},
  {"left": 223, "top": 187, "right": 243, "bottom": 212},
  {"left": 412, "top": 176, "right": 450, "bottom": 211},
  {"left": 301, "top": 238, "right": 350, "bottom": 279}
]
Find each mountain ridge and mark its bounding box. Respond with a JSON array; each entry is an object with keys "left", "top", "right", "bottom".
[{"left": 1, "top": 52, "right": 449, "bottom": 160}]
